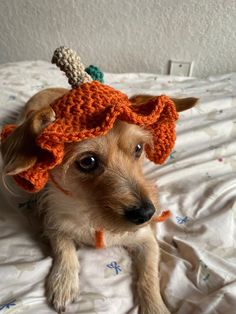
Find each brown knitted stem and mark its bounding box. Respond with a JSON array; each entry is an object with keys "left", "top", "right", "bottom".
[{"left": 51, "top": 46, "right": 92, "bottom": 88}]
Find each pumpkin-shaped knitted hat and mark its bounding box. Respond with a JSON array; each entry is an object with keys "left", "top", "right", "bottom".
[{"left": 1, "top": 47, "right": 178, "bottom": 192}]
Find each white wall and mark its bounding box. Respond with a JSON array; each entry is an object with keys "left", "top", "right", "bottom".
[{"left": 0, "top": 0, "right": 235, "bottom": 77}]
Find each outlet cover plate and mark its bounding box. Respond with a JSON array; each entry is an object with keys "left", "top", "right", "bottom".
[{"left": 169, "top": 60, "right": 194, "bottom": 76}]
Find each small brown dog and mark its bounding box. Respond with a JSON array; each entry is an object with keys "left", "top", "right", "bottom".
[{"left": 1, "top": 88, "right": 197, "bottom": 314}]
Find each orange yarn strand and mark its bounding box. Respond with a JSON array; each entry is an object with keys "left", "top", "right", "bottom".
[
  {"left": 95, "top": 230, "right": 105, "bottom": 249},
  {"left": 49, "top": 173, "right": 72, "bottom": 196},
  {"left": 153, "top": 210, "right": 172, "bottom": 222}
]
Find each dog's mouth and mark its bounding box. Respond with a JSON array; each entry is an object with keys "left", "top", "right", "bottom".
[{"left": 89, "top": 201, "right": 156, "bottom": 234}]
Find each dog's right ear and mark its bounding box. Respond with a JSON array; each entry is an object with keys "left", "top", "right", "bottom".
[{"left": 1, "top": 107, "right": 55, "bottom": 176}]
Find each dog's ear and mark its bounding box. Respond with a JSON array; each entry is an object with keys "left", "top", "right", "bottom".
[
  {"left": 1, "top": 106, "right": 55, "bottom": 175},
  {"left": 129, "top": 95, "right": 198, "bottom": 112},
  {"left": 170, "top": 97, "right": 198, "bottom": 112}
]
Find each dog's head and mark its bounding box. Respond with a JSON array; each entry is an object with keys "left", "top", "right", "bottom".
[
  {"left": 1, "top": 92, "right": 197, "bottom": 232},
  {"left": 53, "top": 120, "right": 157, "bottom": 232}
]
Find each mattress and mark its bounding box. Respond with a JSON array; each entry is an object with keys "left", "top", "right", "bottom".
[{"left": 0, "top": 61, "right": 236, "bottom": 314}]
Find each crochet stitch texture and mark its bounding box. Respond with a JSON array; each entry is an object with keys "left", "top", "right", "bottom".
[{"left": 2, "top": 81, "right": 178, "bottom": 192}]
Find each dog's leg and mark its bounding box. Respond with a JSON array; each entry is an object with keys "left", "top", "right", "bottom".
[
  {"left": 130, "top": 234, "right": 170, "bottom": 314},
  {"left": 46, "top": 235, "right": 80, "bottom": 313}
]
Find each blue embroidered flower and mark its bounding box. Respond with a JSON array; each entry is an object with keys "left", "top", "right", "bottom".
[
  {"left": 169, "top": 150, "right": 176, "bottom": 160},
  {"left": 199, "top": 260, "right": 210, "bottom": 282},
  {"left": 0, "top": 299, "right": 16, "bottom": 311},
  {"left": 176, "top": 216, "right": 190, "bottom": 224},
  {"left": 106, "top": 261, "right": 122, "bottom": 275},
  {"left": 203, "top": 273, "right": 210, "bottom": 281},
  {"left": 8, "top": 95, "right": 16, "bottom": 101}
]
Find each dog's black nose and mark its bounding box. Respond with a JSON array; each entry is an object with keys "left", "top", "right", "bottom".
[{"left": 124, "top": 202, "right": 155, "bottom": 225}]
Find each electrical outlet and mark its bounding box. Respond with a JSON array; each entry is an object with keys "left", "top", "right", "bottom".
[{"left": 169, "top": 60, "right": 194, "bottom": 76}]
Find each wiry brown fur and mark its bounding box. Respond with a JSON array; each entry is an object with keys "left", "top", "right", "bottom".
[{"left": 1, "top": 88, "right": 198, "bottom": 314}]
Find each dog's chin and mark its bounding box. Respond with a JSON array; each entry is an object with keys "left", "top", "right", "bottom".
[{"left": 90, "top": 212, "right": 152, "bottom": 235}]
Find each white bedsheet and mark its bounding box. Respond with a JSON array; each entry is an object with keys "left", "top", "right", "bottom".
[{"left": 0, "top": 61, "right": 236, "bottom": 314}]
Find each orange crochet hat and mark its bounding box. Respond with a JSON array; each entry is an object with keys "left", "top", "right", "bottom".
[{"left": 1, "top": 47, "right": 178, "bottom": 192}]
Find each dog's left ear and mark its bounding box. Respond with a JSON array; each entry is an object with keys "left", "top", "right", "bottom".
[
  {"left": 129, "top": 95, "right": 198, "bottom": 112},
  {"left": 1, "top": 106, "right": 55, "bottom": 176}
]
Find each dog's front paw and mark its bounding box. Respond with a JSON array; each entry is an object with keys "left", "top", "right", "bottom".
[
  {"left": 47, "top": 263, "right": 79, "bottom": 313},
  {"left": 139, "top": 306, "right": 170, "bottom": 314},
  {"left": 139, "top": 299, "right": 170, "bottom": 314}
]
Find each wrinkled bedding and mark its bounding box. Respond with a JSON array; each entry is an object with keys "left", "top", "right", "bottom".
[{"left": 0, "top": 61, "right": 235, "bottom": 314}]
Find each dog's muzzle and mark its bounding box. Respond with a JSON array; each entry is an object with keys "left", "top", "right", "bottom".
[{"left": 124, "top": 201, "right": 155, "bottom": 225}]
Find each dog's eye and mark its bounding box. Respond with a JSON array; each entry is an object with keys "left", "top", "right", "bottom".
[
  {"left": 134, "top": 144, "right": 143, "bottom": 158},
  {"left": 76, "top": 155, "right": 99, "bottom": 172}
]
